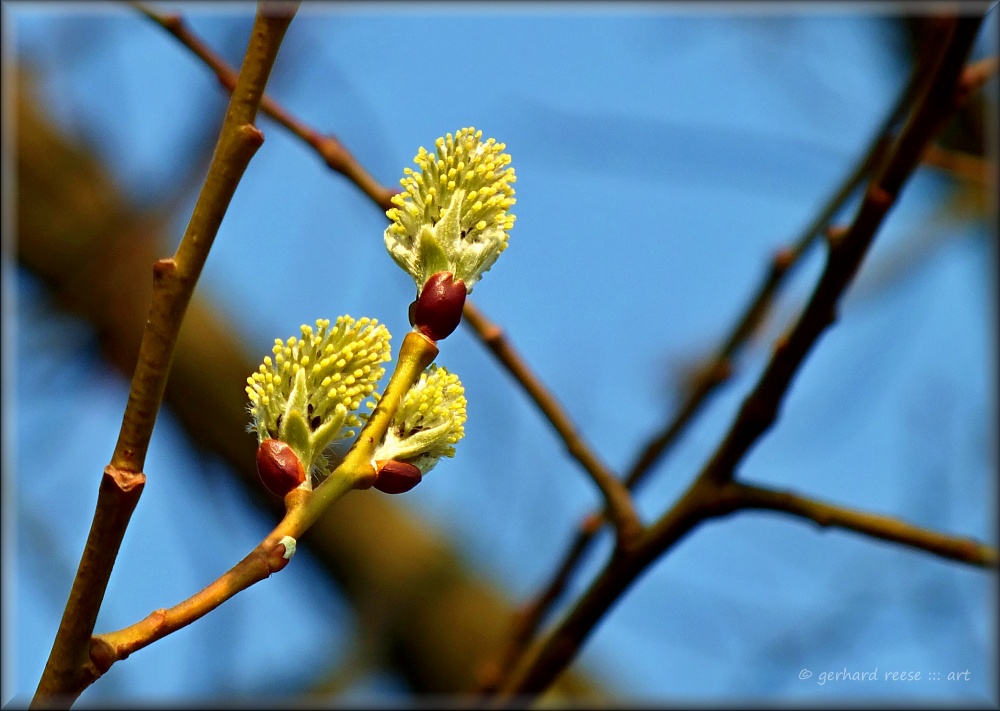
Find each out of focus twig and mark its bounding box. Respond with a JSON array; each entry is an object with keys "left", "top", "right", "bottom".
[
  {"left": 732, "top": 481, "right": 998, "bottom": 568},
  {"left": 479, "top": 26, "right": 924, "bottom": 687},
  {"left": 132, "top": 1, "right": 396, "bottom": 211}
]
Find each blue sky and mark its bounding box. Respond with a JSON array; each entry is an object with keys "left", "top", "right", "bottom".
[{"left": 4, "top": 3, "right": 997, "bottom": 706}]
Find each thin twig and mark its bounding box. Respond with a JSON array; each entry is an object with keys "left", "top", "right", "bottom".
[
  {"left": 124, "top": 5, "right": 996, "bottom": 703},
  {"left": 15, "top": 58, "right": 604, "bottom": 701},
  {"left": 922, "top": 144, "right": 991, "bottom": 184},
  {"left": 688, "top": 15, "right": 985, "bottom": 492},
  {"left": 730, "top": 481, "right": 998, "bottom": 568},
  {"left": 131, "top": 1, "right": 396, "bottom": 211},
  {"left": 89, "top": 533, "right": 305, "bottom": 674},
  {"left": 31, "top": 4, "right": 299, "bottom": 708},
  {"left": 623, "top": 49, "right": 926, "bottom": 493},
  {"left": 493, "top": 14, "right": 989, "bottom": 702},
  {"left": 462, "top": 303, "right": 642, "bottom": 547},
  {"left": 959, "top": 54, "right": 999, "bottom": 96}
]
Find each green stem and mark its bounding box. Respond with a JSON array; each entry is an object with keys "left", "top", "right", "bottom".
[{"left": 291, "top": 331, "right": 439, "bottom": 534}]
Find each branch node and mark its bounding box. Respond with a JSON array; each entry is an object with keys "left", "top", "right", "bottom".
[
  {"left": 709, "top": 358, "right": 733, "bottom": 387},
  {"left": 150, "top": 608, "right": 168, "bottom": 631},
  {"left": 152, "top": 257, "right": 176, "bottom": 281},
  {"left": 238, "top": 123, "right": 265, "bottom": 149},
  {"left": 315, "top": 134, "right": 348, "bottom": 172},
  {"left": 864, "top": 183, "right": 892, "bottom": 210},
  {"left": 824, "top": 224, "right": 849, "bottom": 250},
  {"left": 958, "top": 56, "right": 998, "bottom": 98},
  {"left": 267, "top": 536, "right": 296, "bottom": 573},
  {"left": 103, "top": 465, "right": 146, "bottom": 493},
  {"left": 216, "top": 72, "right": 237, "bottom": 93},
  {"left": 482, "top": 323, "right": 504, "bottom": 345},
  {"left": 771, "top": 246, "right": 796, "bottom": 275},
  {"left": 161, "top": 12, "right": 183, "bottom": 33},
  {"left": 615, "top": 521, "right": 644, "bottom": 554},
  {"left": 87, "top": 637, "right": 115, "bottom": 675},
  {"left": 580, "top": 511, "right": 603, "bottom": 536}
]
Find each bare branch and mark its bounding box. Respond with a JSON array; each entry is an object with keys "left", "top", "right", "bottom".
[
  {"left": 31, "top": 5, "right": 299, "bottom": 707},
  {"left": 462, "top": 303, "right": 642, "bottom": 547},
  {"left": 731, "top": 481, "right": 998, "bottom": 568},
  {"left": 479, "top": 19, "right": 924, "bottom": 686},
  {"left": 922, "top": 143, "right": 991, "bottom": 184},
  {"left": 132, "top": 1, "right": 397, "bottom": 211}
]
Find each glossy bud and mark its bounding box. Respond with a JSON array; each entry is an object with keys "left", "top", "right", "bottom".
[
  {"left": 256, "top": 439, "right": 306, "bottom": 497},
  {"left": 373, "top": 459, "right": 423, "bottom": 494},
  {"left": 412, "top": 271, "right": 467, "bottom": 342}
]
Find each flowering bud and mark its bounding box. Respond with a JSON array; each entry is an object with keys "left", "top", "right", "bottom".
[
  {"left": 246, "top": 316, "right": 393, "bottom": 485},
  {"left": 373, "top": 459, "right": 423, "bottom": 494},
  {"left": 384, "top": 128, "right": 516, "bottom": 294},
  {"left": 371, "top": 365, "right": 467, "bottom": 477},
  {"left": 413, "top": 272, "right": 467, "bottom": 341},
  {"left": 256, "top": 439, "right": 306, "bottom": 497}
]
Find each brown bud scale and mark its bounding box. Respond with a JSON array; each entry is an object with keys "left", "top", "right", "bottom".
[
  {"left": 413, "top": 271, "right": 467, "bottom": 342},
  {"left": 256, "top": 439, "right": 306, "bottom": 498},
  {"left": 373, "top": 459, "right": 423, "bottom": 494}
]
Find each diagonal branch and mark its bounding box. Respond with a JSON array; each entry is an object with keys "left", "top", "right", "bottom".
[
  {"left": 135, "top": 0, "right": 643, "bottom": 579},
  {"left": 688, "top": 14, "right": 986, "bottom": 492},
  {"left": 462, "top": 304, "right": 641, "bottom": 546},
  {"left": 90, "top": 331, "right": 438, "bottom": 677},
  {"left": 131, "top": 1, "right": 396, "bottom": 211},
  {"left": 31, "top": 4, "right": 298, "bottom": 708},
  {"left": 15, "top": 76, "right": 604, "bottom": 700},
  {"left": 623, "top": 43, "right": 927, "bottom": 494}
]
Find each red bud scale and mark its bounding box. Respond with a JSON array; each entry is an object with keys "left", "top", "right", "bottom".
[
  {"left": 412, "top": 271, "right": 467, "bottom": 342},
  {"left": 373, "top": 459, "right": 423, "bottom": 494},
  {"left": 256, "top": 439, "right": 306, "bottom": 497}
]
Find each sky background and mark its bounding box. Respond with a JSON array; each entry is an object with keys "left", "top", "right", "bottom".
[{"left": 3, "top": 2, "right": 998, "bottom": 706}]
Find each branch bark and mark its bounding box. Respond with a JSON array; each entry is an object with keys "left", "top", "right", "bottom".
[
  {"left": 131, "top": 2, "right": 640, "bottom": 548},
  {"left": 478, "top": 15, "right": 926, "bottom": 685},
  {"left": 31, "top": 4, "right": 297, "bottom": 706},
  {"left": 731, "top": 481, "right": 998, "bottom": 568}
]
